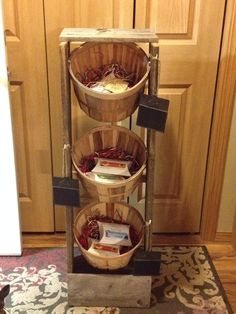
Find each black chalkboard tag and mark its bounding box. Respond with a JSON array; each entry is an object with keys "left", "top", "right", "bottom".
[
  {"left": 53, "top": 177, "right": 80, "bottom": 207},
  {"left": 137, "top": 94, "right": 169, "bottom": 132}
]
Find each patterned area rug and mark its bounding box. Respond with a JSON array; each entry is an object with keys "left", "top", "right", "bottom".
[{"left": 0, "top": 246, "right": 233, "bottom": 314}]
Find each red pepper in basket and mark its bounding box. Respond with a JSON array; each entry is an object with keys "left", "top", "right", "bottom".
[
  {"left": 80, "top": 63, "right": 136, "bottom": 88},
  {"left": 79, "top": 147, "right": 140, "bottom": 175}
]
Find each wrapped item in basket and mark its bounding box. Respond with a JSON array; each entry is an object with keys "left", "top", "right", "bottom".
[
  {"left": 90, "top": 72, "right": 129, "bottom": 94},
  {"left": 92, "top": 158, "right": 132, "bottom": 177},
  {"left": 85, "top": 172, "right": 126, "bottom": 184},
  {"left": 88, "top": 239, "right": 120, "bottom": 257},
  {"left": 98, "top": 221, "right": 132, "bottom": 247}
]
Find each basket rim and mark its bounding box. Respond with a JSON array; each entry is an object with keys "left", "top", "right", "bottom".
[
  {"left": 73, "top": 201, "right": 145, "bottom": 260},
  {"left": 72, "top": 125, "right": 147, "bottom": 187},
  {"left": 68, "top": 42, "right": 150, "bottom": 99}
]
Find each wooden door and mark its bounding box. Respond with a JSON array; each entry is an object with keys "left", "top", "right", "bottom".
[
  {"left": 43, "top": 0, "right": 134, "bottom": 230},
  {"left": 131, "top": 0, "right": 226, "bottom": 232},
  {"left": 2, "top": 0, "right": 54, "bottom": 231}
]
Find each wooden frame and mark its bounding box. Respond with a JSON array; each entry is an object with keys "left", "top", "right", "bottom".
[
  {"left": 201, "top": 0, "right": 236, "bottom": 241},
  {"left": 232, "top": 206, "right": 236, "bottom": 249},
  {"left": 59, "top": 28, "right": 159, "bottom": 308}
]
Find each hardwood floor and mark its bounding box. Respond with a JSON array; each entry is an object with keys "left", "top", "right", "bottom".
[
  {"left": 22, "top": 233, "right": 236, "bottom": 312},
  {"left": 207, "top": 243, "right": 236, "bottom": 313}
]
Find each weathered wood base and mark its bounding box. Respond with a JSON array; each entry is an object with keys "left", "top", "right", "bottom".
[{"left": 68, "top": 273, "right": 152, "bottom": 308}]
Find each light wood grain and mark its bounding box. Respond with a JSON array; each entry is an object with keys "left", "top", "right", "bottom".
[
  {"left": 135, "top": 0, "right": 195, "bottom": 39},
  {"left": 2, "top": 0, "right": 54, "bottom": 232},
  {"left": 22, "top": 233, "right": 67, "bottom": 248},
  {"left": 201, "top": 0, "right": 236, "bottom": 241},
  {"left": 232, "top": 206, "right": 236, "bottom": 249},
  {"left": 215, "top": 232, "right": 232, "bottom": 243},
  {"left": 207, "top": 244, "right": 236, "bottom": 312},
  {"left": 60, "top": 28, "right": 158, "bottom": 42},
  {"left": 133, "top": 0, "right": 226, "bottom": 233}
]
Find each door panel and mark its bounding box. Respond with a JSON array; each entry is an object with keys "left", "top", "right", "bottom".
[
  {"left": 2, "top": 0, "right": 54, "bottom": 231},
  {"left": 43, "top": 0, "right": 134, "bottom": 230},
  {"left": 133, "top": 0, "right": 226, "bottom": 232}
]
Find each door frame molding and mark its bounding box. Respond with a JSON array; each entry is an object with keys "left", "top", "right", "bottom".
[
  {"left": 201, "top": 0, "right": 236, "bottom": 241},
  {"left": 232, "top": 206, "right": 236, "bottom": 248}
]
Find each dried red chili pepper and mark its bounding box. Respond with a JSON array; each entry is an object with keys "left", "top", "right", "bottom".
[
  {"left": 78, "top": 147, "right": 140, "bottom": 175},
  {"left": 79, "top": 63, "right": 136, "bottom": 88}
]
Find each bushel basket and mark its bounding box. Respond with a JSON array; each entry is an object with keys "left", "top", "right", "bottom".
[
  {"left": 73, "top": 202, "right": 145, "bottom": 270},
  {"left": 72, "top": 125, "right": 147, "bottom": 203},
  {"left": 69, "top": 42, "right": 150, "bottom": 122}
]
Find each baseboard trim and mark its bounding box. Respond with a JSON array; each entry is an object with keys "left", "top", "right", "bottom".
[
  {"left": 22, "top": 232, "right": 232, "bottom": 249},
  {"left": 22, "top": 233, "right": 66, "bottom": 248},
  {"left": 22, "top": 233, "right": 203, "bottom": 248},
  {"left": 215, "top": 232, "right": 232, "bottom": 242}
]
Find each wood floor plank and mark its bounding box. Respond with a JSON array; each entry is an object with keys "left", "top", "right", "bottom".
[{"left": 207, "top": 244, "right": 236, "bottom": 312}]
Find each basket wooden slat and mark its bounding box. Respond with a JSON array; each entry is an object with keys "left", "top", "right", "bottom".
[
  {"left": 74, "top": 202, "right": 145, "bottom": 270},
  {"left": 69, "top": 42, "right": 150, "bottom": 122},
  {"left": 72, "top": 125, "right": 147, "bottom": 203}
]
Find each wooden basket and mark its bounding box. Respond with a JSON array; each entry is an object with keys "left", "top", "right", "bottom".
[
  {"left": 73, "top": 201, "right": 145, "bottom": 270},
  {"left": 72, "top": 125, "right": 147, "bottom": 202},
  {"left": 69, "top": 42, "right": 150, "bottom": 122}
]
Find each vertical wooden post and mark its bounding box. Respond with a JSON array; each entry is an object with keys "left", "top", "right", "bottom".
[
  {"left": 232, "top": 205, "right": 236, "bottom": 249},
  {"left": 145, "top": 43, "right": 159, "bottom": 252},
  {"left": 60, "top": 41, "right": 74, "bottom": 273}
]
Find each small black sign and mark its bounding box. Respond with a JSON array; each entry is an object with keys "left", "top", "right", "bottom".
[
  {"left": 133, "top": 248, "right": 161, "bottom": 275},
  {"left": 53, "top": 177, "right": 80, "bottom": 207},
  {"left": 137, "top": 94, "right": 169, "bottom": 132}
]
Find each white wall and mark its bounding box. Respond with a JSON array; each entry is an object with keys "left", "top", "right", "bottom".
[
  {"left": 218, "top": 92, "right": 236, "bottom": 232},
  {"left": 0, "top": 2, "right": 22, "bottom": 255}
]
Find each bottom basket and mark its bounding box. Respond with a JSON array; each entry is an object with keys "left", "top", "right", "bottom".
[{"left": 73, "top": 201, "right": 145, "bottom": 270}]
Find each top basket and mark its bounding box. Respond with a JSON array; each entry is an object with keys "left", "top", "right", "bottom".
[{"left": 69, "top": 42, "right": 150, "bottom": 122}]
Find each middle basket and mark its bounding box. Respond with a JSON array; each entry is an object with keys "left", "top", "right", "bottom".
[{"left": 72, "top": 125, "right": 147, "bottom": 203}]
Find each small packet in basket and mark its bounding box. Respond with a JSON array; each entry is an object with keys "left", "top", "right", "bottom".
[
  {"left": 98, "top": 221, "right": 132, "bottom": 247},
  {"left": 88, "top": 239, "right": 120, "bottom": 257},
  {"left": 90, "top": 72, "right": 129, "bottom": 94},
  {"left": 92, "top": 158, "right": 132, "bottom": 177},
  {"left": 85, "top": 172, "right": 126, "bottom": 184}
]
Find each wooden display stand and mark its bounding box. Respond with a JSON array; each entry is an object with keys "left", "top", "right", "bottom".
[{"left": 59, "top": 28, "right": 159, "bottom": 308}]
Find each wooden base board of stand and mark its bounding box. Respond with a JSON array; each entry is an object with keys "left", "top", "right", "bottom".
[
  {"left": 67, "top": 248, "right": 160, "bottom": 308},
  {"left": 68, "top": 273, "right": 152, "bottom": 308}
]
